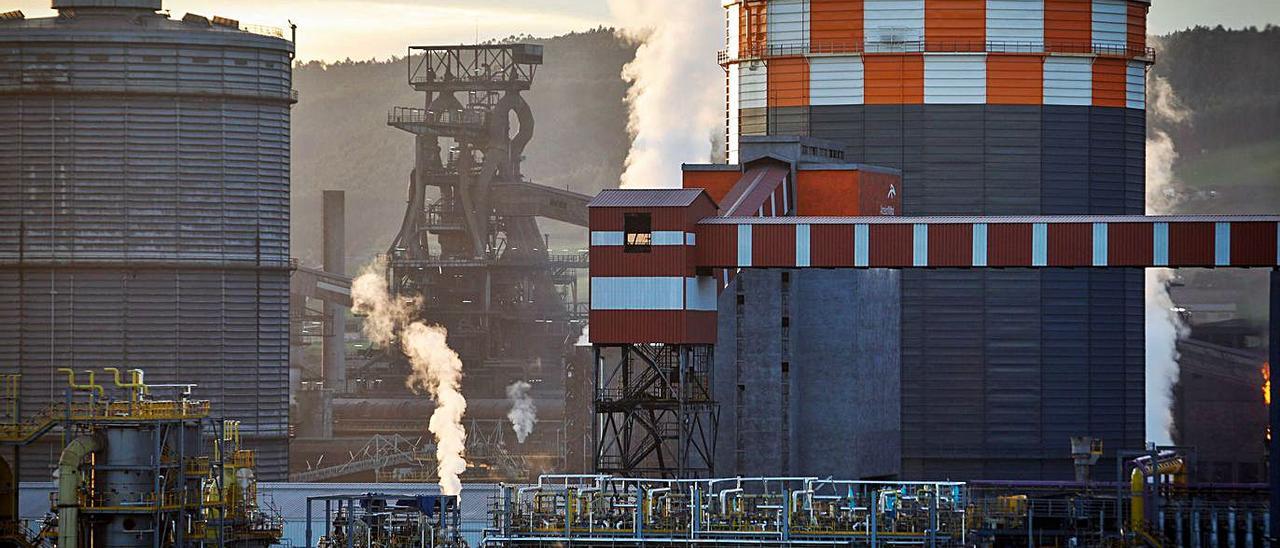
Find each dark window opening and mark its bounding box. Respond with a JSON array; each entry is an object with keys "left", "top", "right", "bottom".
[
  {"left": 781, "top": 317, "right": 789, "bottom": 327},
  {"left": 781, "top": 362, "right": 790, "bottom": 374},
  {"left": 736, "top": 294, "right": 745, "bottom": 305},
  {"left": 623, "top": 213, "right": 652, "bottom": 253}
]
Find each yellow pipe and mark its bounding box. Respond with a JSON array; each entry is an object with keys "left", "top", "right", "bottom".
[
  {"left": 57, "top": 369, "right": 102, "bottom": 399},
  {"left": 103, "top": 367, "right": 144, "bottom": 402},
  {"left": 1130, "top": 468, "right": 1145, "bottom": 532},
  {"left": 82, "top": 371, "right": 105, "bottom": 400},
  {"left": 129, "top": 369, "right": 149, "bottom": 396}
]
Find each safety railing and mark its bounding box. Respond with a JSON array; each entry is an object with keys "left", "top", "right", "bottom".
[{"left": 720, "top": 39, "right": 1157, "bottom": 65}]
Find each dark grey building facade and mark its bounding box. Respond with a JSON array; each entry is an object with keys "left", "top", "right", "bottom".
[
  {"left": 731, "top": 103, "right": 1146, "bottom": 480},
  {"left": 0, "top": 0, "right": 294, "bottom": 478}
]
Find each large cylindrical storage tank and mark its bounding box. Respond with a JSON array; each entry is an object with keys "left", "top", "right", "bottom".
[
  {"left": 0, "top": 0, "right": 293, "bottom": 479},
  {"left": 723, "top": 0, "right": 1151, "bottom": 479}
]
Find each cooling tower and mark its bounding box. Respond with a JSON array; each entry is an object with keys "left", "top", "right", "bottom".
[{"left": 721, "top": 0, "right": 1151, "bottom": 478}]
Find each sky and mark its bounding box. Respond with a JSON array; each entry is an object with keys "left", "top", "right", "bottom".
[{"left": 9, "top": 0, "right": 1280, "bottom": 62}]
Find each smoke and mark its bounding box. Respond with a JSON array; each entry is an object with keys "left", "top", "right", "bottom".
[
  {"left": 575, "top": 324, "right": 590, "bottom": 347},
  {"left": 1144, "top": 72, "right": 1192, "bottom": 446},
  {"left": 505, "top": 381, "right": 537, "bottom": 443},
  {"left": 607, "top": 0, "right": 724, "bottom": 188},
  {"left": 351, "top": 259, "right": 468, "bottom": 495}
]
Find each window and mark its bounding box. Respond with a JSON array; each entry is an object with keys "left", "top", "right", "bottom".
[{"left": 623, "top": 213, "right": 652, "bottom": 253}]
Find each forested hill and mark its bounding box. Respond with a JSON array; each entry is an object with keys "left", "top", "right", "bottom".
[
  {"left": 289, "top": 29, "right": 634, "bottom": 268},
  {"left": 288, "top": 26, "right": 1279, "bottom": 270}
]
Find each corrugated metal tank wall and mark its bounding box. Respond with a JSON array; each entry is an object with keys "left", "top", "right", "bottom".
[
  {"left": 723, "top": 0, "right": 1149, "bottom": 479},
  {"left": 0, "top": 4, "right": 293, "bottom": 479}
]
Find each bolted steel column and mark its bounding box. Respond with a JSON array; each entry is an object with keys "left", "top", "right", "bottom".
[
  {"left": 1271, "top": 268, "right": 1280, "bottom": 544},
  {"left": 322, "top": 190, "right": 347, "bottom": 392}
]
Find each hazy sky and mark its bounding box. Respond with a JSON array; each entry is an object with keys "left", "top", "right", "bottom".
[{"left": 9, "top": 0, "right": 1279, "bottom": 62}]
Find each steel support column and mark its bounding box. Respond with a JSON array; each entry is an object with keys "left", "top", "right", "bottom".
[
  {"left": 593, "top": 343, "right": 718, "bottom": 478},
  {"left": 1269, "top": 267, "right": 1279, "bottom": 543}
]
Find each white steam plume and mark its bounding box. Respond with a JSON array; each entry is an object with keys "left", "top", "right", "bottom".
[
  {"left": 505, "top": 381, "right": 537, "bottom": 444},
  {"left": 1144, "top": 72, "right": 1191, "bottom": 446},
  {"left": 608, "top": 0, "right": 724, "bottom": 188},
  {"left": 352, "top": 258, "right": 468, "bottom": 495}
]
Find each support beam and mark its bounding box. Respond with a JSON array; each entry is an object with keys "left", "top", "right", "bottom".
[{"left": 1270, "top": 268, "right": 1279, "bottom": 543}]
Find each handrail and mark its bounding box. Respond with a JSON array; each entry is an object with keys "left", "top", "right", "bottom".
[{"left": 719, "top": 39, "right": 1157, "bottom": 65}]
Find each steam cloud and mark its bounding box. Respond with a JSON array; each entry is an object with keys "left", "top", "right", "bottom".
[
  {"left": 505, "top": 381, "right": 537, "bottom": 443},
  {"left": 351, "top": 258, "right": 468, "bottom": 495},
  {"left": 608, "top": 0, "right": 724, "bottom": 188},
  {"left": 1144, "top": 72, "right": 1191, "bottom": 446}
]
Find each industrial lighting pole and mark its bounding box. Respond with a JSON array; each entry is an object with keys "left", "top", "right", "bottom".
[{"left": 1269, "top": 268, "right": 1279, "bottom": 544}]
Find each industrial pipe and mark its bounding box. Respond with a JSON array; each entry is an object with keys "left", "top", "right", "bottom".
[
  {"left": 57, "top": 368, "right": 104, "bottom": 400},
  {"left": 103, "top": 367, "right": 145, "bottom": 402},
  {"left": 57, "top": 434, "right": 102, "bottom": 548},
  {"left": 1130, "top": 452, "right": 1187, "bottom": 532}
]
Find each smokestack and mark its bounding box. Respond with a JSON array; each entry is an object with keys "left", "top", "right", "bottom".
[{"left": 323, "top": 190, "right": 347, "bottom": 392}]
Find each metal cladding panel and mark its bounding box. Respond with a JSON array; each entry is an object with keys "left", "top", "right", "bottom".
[
  {"left": 1046, "top": 223, "right": 1091, "bottom": 265},
  {"left": 751, "top": 224, "right": 798, "bottom": 266},
  {"left": 1124, "top": 108, "right": 1145, "bottom": 213},
  {"left": 987, "top": 223, "right": 1034, "bottom": 266},
  {"left": 796, "top": 169, "right": 860, "bottom": 215},
  {"left": 589, "top": 246, "right": 691, "bottom": 277},
  {"left": 810, "top": 224, "right": 857, "bottom": 266},
  {"left": 1043, "top": 0, "right": 1091, "bottom": 51},
  {"left": 1126, "top": 2, "right": 1147, "bottom": 52},
  {"left": 921, "top": 105, "right": 984, "bottom": 214},
  {"left": 1043, "top": 56, "right": 1092, "bottom": 106},
  {"left": 984, "top": 105, "right": 1041, "bottom": 214},
  {"left": 1126, "top": 61, "right": 1146, "bottom": 110},
  {"left": 983, "top": 269, "right": 1043, "bottom": 451},
  {"left": 1089, "top": 107, "right": 1126, "bottom": 213},
  {"left": 811, "top": 0, "right": 864, "bottom": 49},
  {"left": 1092, "top": 57, "right": 1127, "bottom": 108},
  {"left": 861, "top": 170, "right": 904, "bottom": 215},
  {"left": 768, "top": 0, "right": 810, "bottom": 47},
  {"left": 809, "top": 56, "right": 864, "bottom": 106},
  {"left": 865, "top": 0, "right": 926, "bottom": 51},
  {"left": 927, "top": 224, "right": 973, "bottom": 266},
  {"left": 697, "top": 223, "right": 739, "bottom": 266},
  {"left": 1228, "top": 222, "right": 1277, "bottom": 265},
  {"left": 924, "top": 54, "right": 987, "bottom": 104},
  {"left": 810, "top": 105, "right": 866, "bottom": 156},
  {"left": 767, "top": 57, "right": 810, "bottom": 107},
  {"left": 767, "top": 105, "right": 812, "bottom": 136},
  {"left": 741, "top": 106, "right": 769, "bottom": 136},
  {"left": 1107, "top": 221, "right": 1152, "bottom": 265},
  {"left": 740, "top": 64, "right": 769, "bottom": 110},
  {"left": 1167, "top": 222, "right": 1215, "bottom": 267},
  {"left": 590, "top": 310, "right": 715, "bottom": 345},
  {"left": 986, "top": 53, "right": 1043, "bottom": 105},
  {"left": 588, "top": 206, "right": 691, "bottom": 232},
  {"left": 925, "top": 0, "right": 987, "bottom": 51},
  {"left": 986, "top": 0, "right": 1044, "bottom": 46},
  {"left": 590, "top": 277, "right": 685, "bottom": 310},
  {"left": 1091, "top": 0, "right": 1128, "bottom": 49},
  {"left": 683, "top": 169, "right": 745, "bottom": 204},
  {"left": 1041, "top": 105, "right": 1090, "bottom": 213},
  {"left": 868, "top": 224, "right": 914, "bottom": 266},
  {"left": 864, "top": 54, "right": 925, "bottom": 104}
]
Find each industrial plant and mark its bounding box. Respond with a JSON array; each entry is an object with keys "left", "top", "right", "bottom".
[{"left": 0, "top": 0, "right": 1276, "bottom": 546}]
